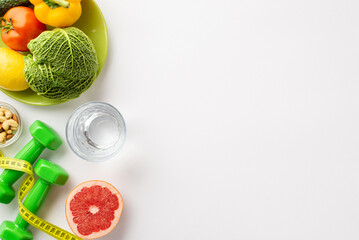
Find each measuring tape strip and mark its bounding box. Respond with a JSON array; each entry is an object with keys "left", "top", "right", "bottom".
[{"left": 0, "top": 152, "right": 82, "bottom": 240}]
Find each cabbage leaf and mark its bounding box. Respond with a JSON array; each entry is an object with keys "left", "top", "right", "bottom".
[{"left": 24, "top": 27, "right": 99, "bottom": 100}]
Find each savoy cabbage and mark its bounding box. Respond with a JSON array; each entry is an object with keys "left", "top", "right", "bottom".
[{"left": 24, "top": 27, "right": 99, "bottom": 100}]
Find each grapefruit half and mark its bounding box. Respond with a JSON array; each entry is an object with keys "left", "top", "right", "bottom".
[{"left": 65, "top": 180, "right": 123, "bottom": 239}]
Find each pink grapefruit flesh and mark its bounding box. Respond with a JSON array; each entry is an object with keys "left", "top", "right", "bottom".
[{"left": 65, "top": 180, "right": 123, "bottom": 239}]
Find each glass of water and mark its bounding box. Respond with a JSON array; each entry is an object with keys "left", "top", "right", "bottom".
[{"left": 66, "top": 102, "right": 126, "bottom": 162}]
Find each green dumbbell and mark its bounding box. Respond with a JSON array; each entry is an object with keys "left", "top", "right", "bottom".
[
  {"left": 0, "top": 120, "right": 62, "bottom": 204},
  {"left": 0, "top": 159, "right": 69, "bottom": 240}
]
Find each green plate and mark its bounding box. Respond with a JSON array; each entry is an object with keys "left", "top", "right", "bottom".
[{"left": 0, "top": 0, "right": 108, "bottom": 106}]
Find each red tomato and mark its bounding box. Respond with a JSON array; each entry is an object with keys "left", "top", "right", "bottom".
[{"left": 1, "top": 7, "right": 46, "bottom": 52}]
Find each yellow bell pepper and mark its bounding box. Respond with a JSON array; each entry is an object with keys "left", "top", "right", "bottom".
[{"left": 29, "top": 0, "right": 82, "bottom": 28}]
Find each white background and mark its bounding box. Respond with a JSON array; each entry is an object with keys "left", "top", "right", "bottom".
[{"left": 1, "top": 0, "right": 359, "bottom": 239}]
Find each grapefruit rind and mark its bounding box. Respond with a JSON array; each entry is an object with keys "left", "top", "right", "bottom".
[{"left": 65, "top": 180, "right": 123, "bottom": 239}]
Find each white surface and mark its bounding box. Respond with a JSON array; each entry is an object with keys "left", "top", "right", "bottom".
[{"left": 1, "top": 0, "right": 359, "bottom": 239}]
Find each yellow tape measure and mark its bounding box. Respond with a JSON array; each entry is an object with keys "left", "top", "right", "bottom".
[{"left": 0, "top": 151, "right": 82, "bottom": 240}]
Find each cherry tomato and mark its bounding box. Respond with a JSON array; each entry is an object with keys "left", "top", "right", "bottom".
[{"left": 1, "top": 7, "right": 46, "bottom": 52}]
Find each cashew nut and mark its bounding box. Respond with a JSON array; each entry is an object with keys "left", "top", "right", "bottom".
[
  {"left": 0, "top": 107, "right": 19, "bottom": 143},
  {"left": 0, "top": 117, "right": 7, "bottom": 123},
  {"left": 2, "top": 119, "right": 18, "bottom": 131},
  {"left": 0, "top": 132, "right": 6, "bottom": 143},
  {"left": 0, "top": 108, "right": 12, "bottom": 119},
  {"left": 4, "top": 111, "right": 12, "bottom": 119}
]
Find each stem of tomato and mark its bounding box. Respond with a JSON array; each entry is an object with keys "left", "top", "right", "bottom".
[
  {"left": 49, "top": 0, "right": 70, "bottom": 8},
  {"left": 0, "top": 18, "right": 15, "bottom": 33}
]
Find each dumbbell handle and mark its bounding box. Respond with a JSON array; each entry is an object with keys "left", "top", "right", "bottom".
[
  {"left": 0, "top": 139, "right": 45, "bottom": 186},
  {"left": 14, "top": 178, "right": 52, "bottom": 229}
]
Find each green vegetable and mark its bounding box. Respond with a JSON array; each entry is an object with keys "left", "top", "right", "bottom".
[
  {"left": 42, "top": 0, "right": 63, "bottom": 9},
  {"left": 24, "top": 27, "right": 99, "bottom": 100},
  {"left": 0, "top": 0, "right": 31, "bottom": 16}
]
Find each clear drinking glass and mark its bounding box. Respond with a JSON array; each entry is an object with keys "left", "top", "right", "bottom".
[{"left": 66, "top": 102, "right": 126, "bottom": 162}]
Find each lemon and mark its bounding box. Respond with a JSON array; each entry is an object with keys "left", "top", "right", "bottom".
[{"left": 0, "top": 47, "right": 29, "bottom": 91}]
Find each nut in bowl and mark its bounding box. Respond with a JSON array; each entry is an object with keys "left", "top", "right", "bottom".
[{"left": 0, "top": 102, "right": 22, "bottom": 147}]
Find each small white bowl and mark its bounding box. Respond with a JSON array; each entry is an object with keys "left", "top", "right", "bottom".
[{"left": 0, "top": 102, "right": 22, "bottom": 148}]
